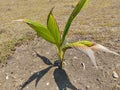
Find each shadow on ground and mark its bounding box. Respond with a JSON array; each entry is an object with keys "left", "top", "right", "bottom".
[{"left": 20, "top": 51, "right": 77, "bottom": 90}]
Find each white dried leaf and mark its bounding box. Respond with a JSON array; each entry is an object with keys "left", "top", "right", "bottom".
[
  {"left": 75, "top": 46, "right": 98, "bottom": 68},
  {"left": 13, "top": 19, "right": 24, "bottom": 22},
  {"left": 91, "top": 44, "right": 120, "bottom": 56}
]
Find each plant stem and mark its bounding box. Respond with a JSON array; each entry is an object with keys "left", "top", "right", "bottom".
[{"left": 58, "top": 47, "right": 64, "bottom": 69}]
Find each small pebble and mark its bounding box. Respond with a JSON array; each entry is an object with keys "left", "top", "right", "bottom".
[
  {"left": 46, "top": 82, "right": 50, "bottom": 86},
  {"left": 26, "top": 86, "right": 29, "bottom": 89},
  {"left": 112, "top": 71, "right": 119, "bottom": 78},
  {"left": 73, "top": 80, "right": 77, "bottom": 83},
  {"left": 86, "top": 85, "right": 90, "bottom": 89},
  {"left": 73, "top": 56, "right": 78, "bottom": 59},
  {"left": 6, "top": 76, "right": 9, "bottom": 80}
]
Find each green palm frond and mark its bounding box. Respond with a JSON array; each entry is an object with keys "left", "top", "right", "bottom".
[
  {"left": 47, "top": 9, "right": 61, "bottom": 48},
  {"left": 61, "top": 0, "right": 89, "bottom": 44},
  {"left": 23, "top": 19, "right": 56, "bottom": 44}
]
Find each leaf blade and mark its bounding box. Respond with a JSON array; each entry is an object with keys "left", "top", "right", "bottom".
[
  {"left": 76, "top": 47, "right": 97, "bottom": 68},
  {"left": 24, "top": 19, "right": 56, "bottom": 44},
  {"left": 61, "top": 0, "right": 89, "bottom": 44},
  {"left": 63, "top": 41, "right": 97, "bottom": 68},
  {"left": 47, "top": 9, "right": 61, "bottom": 47},
  {"left": 91, "top": 44, "right": 120, "bottom": 56},
  {"left": 63, "top": 40, "right": 119, "bottom": 68}
]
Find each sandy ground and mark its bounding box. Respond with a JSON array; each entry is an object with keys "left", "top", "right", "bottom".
[{"left": 0, "top": 0, "right": 120, "bottom": 90}]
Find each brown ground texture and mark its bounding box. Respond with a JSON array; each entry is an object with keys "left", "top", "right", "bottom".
[{"left": 0, "top": 0, "right": 120, "bottom": 90}]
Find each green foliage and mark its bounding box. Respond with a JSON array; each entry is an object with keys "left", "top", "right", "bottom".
[
  {"left": 77, "top": 40, "right": 94, "bottom": 47},
  {"left": 61, "top": 0, "right": 88, "bottom": 44},
  {"left": 16, "top": 0, "right": 119, "bottom": 69},
  {"left": 47, "top": 9, "right": 61, "bottom": 48},
  {"left": 24, "top": 19, "right": 56, "bottom": 44},
  {"left": 21, "top": 0, "right": 88, "bottom": 68}
]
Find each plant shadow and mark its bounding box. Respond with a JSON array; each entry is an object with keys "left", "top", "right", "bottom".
[
  {"left": 54, "top": 68, "right": 78, "bottom": 90},
  {"left": 20, "top": 51, "right": 78, "bottom": 90}
]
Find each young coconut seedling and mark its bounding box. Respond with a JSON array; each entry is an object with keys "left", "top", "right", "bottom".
[{"left": 15, "top": 0, "right": 119, "bottom": 69}]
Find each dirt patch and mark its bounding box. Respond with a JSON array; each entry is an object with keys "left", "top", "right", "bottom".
[{"left": 0, "top": 0, "right": 120, "bottom": 90}]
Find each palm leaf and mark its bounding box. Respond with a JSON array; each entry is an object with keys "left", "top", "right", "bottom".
[
  {"left": 76, "top": 47, "right": 97, "bottom": 68},
  {"left": 90, "top": 43, "right": 120, "bottom": 56},
  {"left": 63, "top": 40, "right": 119, "bottom": 68},
  {"left": 47, "top": 9, "right": 61, "bottom": 47},
  {"left": 61, "top": 0, "right": 89, "bottom": 44},
  {"left": 63, "top": 41, "right": 97, "bottom": 68},
  {"left": 24, "top": 19, "right": 56, "bottom": 44}
]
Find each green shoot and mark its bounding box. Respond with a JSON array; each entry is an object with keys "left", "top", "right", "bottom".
[
  {"left": 15, "top": 0, "right": 119, "bottom": 69},
  {"left": 47, "top": 8, "right": 61, "bottom": 48},
  {"left": 61, "top": 0, "right": 88, "bottom": 44}
]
